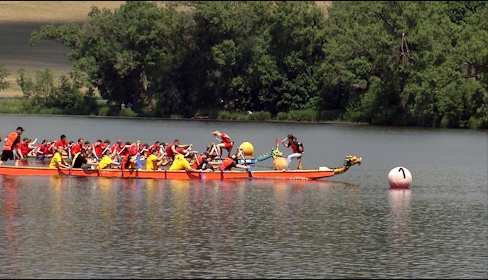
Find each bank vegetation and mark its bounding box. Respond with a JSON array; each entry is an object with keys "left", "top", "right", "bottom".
[{"left": 1, "top": 1, "right": 487, "bottom": 128}]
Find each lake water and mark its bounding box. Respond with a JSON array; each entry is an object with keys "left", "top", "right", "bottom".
[{"left": 0, "top": 114, "right": 487, "bottom": 278}]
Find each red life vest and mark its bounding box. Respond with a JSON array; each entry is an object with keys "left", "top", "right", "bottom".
[
  {"left": 121, "top": 155, "right": 131, "bottom": 169},
  {"left": 220, "top": 157, "right": 234, "bottom": 171},
  {"left": 220, "top": 133, "right": 231, "bottom": 144},
  {"left": 19, "top": 142, "right": 30, "bottom": 155},
  {"left": 191, "top": 155, "right": 203, "bottom": 169},
  {"left": 166, "top": 143, "right": 176, "bottom": 158}
]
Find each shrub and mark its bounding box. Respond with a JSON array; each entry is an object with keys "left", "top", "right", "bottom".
[
  {"left": 0, "top": 99, "right": 23, "bottom": 113},
  {"left": 318, "top": 109, "right": 343, "bottom": 121},
  {"left": 98, "top": 106, "right": 111, "bottom": 116},
  {"left": 248, "top": 111, "right": 271, "bottom": 121},
  {"left": 276, "top": 112, "right": 288, "bottom": 121},
  {"left": 293, "top": 109, "right": 318, "bottom": 122},
  {"left": 120, "top": 108, "right": 137, "bottom": 117},
  {"left": 218, "top": 110, "right": 232, "bottom": 120}
]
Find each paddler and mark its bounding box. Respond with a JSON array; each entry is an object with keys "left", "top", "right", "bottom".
[
  {"left": 71, "top": 148, "right": 98, "bottom": 169},
  {"left": 169, "top": 153, "right": 200, "bottom": 172},
  {"left": 97, "top": 148, "right": 120, "bottom": 169},
  {"left": 145, "top": 148, "right": 167, "bottom": 170},
  {"left": 217, "top": 148, "right": 251, "bottom": 171},
  {"left": 49, "top": 145, "right": 71, "bottom": 169},
  {"left": 166, "top": 139, "right": 192, "bottom": 161}
]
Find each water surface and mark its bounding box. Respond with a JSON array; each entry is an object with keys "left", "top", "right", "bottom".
[{"left": 0, "top": 115, "right": 486, "bottom": 278}]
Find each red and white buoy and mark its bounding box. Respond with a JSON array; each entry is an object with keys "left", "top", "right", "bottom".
[{"left": 388, "top": 167, "right": 412, "bottom": 189}]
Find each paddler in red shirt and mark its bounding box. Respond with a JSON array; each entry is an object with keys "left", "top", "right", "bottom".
[
  {"left": 166, "top": 139, "right": 192, "bottom": 161},
  {"left": 54, "top": 135, "right": 69, "bottom": 149},
  {"left": 70, "top": 138, "right": 84, "bottom": 155},
  {"left": 147, "top": 141, "right": 162, "bottom": 156},
  {"left": 92, "top": 139, "right": 104, "bottom": 158},
  {"left": 110, "top": 139, "right": 124, "bottom": 156},
  {"left": 18, "top": 138, "right": 32, "bottom": 158}
]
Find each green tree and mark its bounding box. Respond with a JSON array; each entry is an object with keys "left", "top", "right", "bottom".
[
  {"left": 320, "top": 1, "right": 488, "bottom": 127},
  {"left": 0, "top": 65, "right": 10, "bottom": 93}
]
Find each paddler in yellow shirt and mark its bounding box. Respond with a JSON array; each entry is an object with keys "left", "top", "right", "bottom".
[
  {"left": 49, "top": 145, "right": 71, "bottom": 169},
  {"left": 169, "top": 153, "right": 200, "bottom": 172},
  {"left": 146, "top": 148, "right": 166, "bottom": 170},
  {"left": 97, "top": 149, "right": 120, "bottom": 170}
]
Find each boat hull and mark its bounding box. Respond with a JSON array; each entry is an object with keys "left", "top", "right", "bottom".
[{"left": 0, "top": 165, "right": 334, "bottom": 180}]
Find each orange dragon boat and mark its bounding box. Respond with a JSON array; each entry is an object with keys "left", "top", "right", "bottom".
[{"left": 0, "top": 154, "right": 362, "bottom": 181}]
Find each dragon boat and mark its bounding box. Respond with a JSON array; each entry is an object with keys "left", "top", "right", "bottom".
[
  {"left": 0, "top": 140, "right": 362, "bottom": 180},
  {"left": 0, "top": 155, "right": 362, "bottom": 181}
]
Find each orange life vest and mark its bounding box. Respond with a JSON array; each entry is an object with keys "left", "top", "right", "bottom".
[
  {"left": 191, "top": 155, "right": 203, "bottom": 169},
  {"left": 220, "top": 157, "right": 234, "bottom": 171},
  {"left": 3, "top": 132, "right": 18, "bottom": 151}
]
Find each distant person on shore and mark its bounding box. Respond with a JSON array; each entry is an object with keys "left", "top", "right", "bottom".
[{"left": 0, "top": 126, "right": 24, "bottom": 166}]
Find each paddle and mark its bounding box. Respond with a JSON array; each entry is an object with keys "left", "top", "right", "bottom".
[
  {"left": 116, "top": 146, "right": 126, "bottom": 163},
  {"left": 247, "top": 166, "right": 254, "bottom": 178},
  {"left": 92, "top": 147, "right": 99, "bottom": 161},
  {"left": 238, "top": 148, "right": 253, "bottom": 178}
]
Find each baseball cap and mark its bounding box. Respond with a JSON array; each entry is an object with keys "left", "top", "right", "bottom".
[{"left": 17, "top": 126, "right": 25, "bottom": 131}]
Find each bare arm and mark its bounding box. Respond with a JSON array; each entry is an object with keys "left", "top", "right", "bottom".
[{"left": 235, "top": 164, "right": 250, "bottom": 170}]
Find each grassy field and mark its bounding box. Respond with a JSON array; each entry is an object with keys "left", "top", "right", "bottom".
[{"left": 0, "top": 1, "right": 331, "bottom": 98}]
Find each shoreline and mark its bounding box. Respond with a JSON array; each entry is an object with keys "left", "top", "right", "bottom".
[{"left": 0, "top": 113, "right": 370, "bottom": 125}]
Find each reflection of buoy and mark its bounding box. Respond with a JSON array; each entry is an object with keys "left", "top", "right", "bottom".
[
  {"left": 388, "top": 167, "right": 412, "bottom": 189},
  {"left": 239, "top": 142, "right": 254, "bottom": 158}
]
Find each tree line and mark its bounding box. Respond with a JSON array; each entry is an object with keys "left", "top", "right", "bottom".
[{"left": 15, "top": 1, "right": 488, "bottom": 128}]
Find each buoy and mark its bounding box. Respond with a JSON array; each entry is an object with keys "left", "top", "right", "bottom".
[
  {"left": 388, "top": 167, "right": 412, "bottom": 189},
  {"left": 239, "top": 142, "right": 254, "bottom": 158}
]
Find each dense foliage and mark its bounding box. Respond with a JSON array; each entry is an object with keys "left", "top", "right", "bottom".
[
  {"left": 0, "top": 65, "right": 10, "bottom": 93},
  {"left": 27, "top": 1, "right": 488, "bottom": 128}
]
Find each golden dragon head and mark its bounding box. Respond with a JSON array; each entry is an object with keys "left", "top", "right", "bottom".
[
  {"left": 344, "top": 154, "right": 362, "bottom": 167},
  {"left": 272, "top": 138, "right": 284, "bottom": 158}
]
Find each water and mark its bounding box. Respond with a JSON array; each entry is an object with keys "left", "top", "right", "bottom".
[{"left": 0, "top": 115, "right": 487, "bottom": 278}]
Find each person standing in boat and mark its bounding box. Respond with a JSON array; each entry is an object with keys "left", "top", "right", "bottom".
[
  {"left": 0, "top": 126, "right": 24, "bottom": 166},
  {"left": 49, "top": 145, "right": 71, "bottom": 169},
  {"left": 211, "top": 130, "right": 234, "bottom": 158},
  {"left": 281, "top": 134, "right": 304, "bottom": 170}
]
